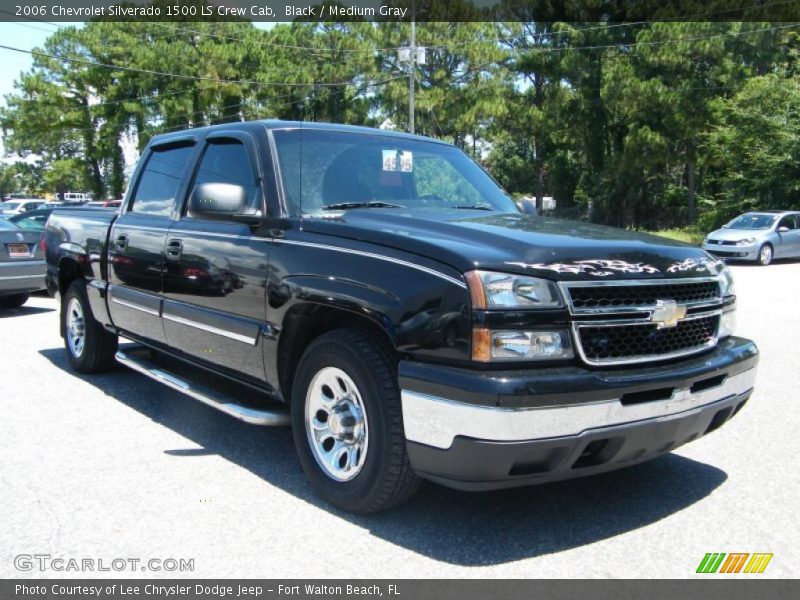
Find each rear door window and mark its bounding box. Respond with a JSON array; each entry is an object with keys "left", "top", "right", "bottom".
[{"left": 130, "top": 144, "right": 194, "bottom": 216}]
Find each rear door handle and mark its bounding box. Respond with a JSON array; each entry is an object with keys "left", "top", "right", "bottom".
[
  {"left": 115, "top": 234, "right": 128, "bottom": 250},
  {"left": 165, "top": 239, "right": 183, "bottom": 260}
]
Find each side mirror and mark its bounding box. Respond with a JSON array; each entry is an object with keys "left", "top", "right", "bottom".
[
  {"left": 189, "top": 183, "right": 246, "bottom": 219},
  {"left": 778, "top": 226, "right": 790, "bottom": 233},
  {"left": 517, "top": 199, "right": 538, "bottom": 216}
]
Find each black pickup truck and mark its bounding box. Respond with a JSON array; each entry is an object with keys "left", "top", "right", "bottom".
[{"left": 45, "top": 121, "right": 758, "bottom": 513}]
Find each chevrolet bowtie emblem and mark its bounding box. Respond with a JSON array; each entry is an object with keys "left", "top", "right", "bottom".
[{"left": 651, "top": 299, "right": 687, "bottom": 328}]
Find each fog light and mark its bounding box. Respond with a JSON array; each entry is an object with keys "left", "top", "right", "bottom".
[{"left": 718, "top": 308, "right": 736, "bottom": 338}]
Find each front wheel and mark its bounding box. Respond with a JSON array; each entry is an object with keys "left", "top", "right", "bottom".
[
  {"left": 62, "top": 280, "right": 118, "bottom": 373},
  {"left": 291, "top": 328, "right": 420, "bottom": 514},
  {"left": 758, "top": 243, "right": 773, "bottom": 266}
]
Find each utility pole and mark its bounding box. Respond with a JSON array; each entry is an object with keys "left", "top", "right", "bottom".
[
  {"left": 409, "top": 4, "right": 416, "bottom": 135},
  {"left": 398, "top": 2, "right": 423, "bottom": 134}
]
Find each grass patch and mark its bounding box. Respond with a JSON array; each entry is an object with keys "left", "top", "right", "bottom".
[{"left": 645, "top": 227, "right": 705, "bottom": 245}]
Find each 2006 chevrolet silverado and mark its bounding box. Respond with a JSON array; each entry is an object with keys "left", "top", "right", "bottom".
[{"left": 45, "top": 121, "right": 758, "bottom": 513}]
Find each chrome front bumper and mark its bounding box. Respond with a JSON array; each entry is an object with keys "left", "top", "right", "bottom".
[{"left": 402, "top": 367, "right": 756, "bottom": 450}]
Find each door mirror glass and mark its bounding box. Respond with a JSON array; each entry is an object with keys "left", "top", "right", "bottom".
[
  {"left": 517, "top": 199, "right": 538, "bottom": 216},
  {"left": 188, "top": 183, "right": 246, "bottom": 219}
]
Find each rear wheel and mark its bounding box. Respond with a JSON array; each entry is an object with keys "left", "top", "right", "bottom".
[
  {"left": 758, "top": 243, "right": 773, "bottom": 266},
  {"left": 0, "top": 293, "right": 29, "bottom": 309},
  {"left": 62, "top": 280, "right": 118, "bottom": 373},
  {"left": 291, "top": 328, "right": 420, "bottom": 514}
]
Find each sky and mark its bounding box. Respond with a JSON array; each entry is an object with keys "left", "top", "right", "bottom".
[
  {"left": 0, "top": 21, "right": 278, "bottom": 104},
  {"left": 0, "top": 21, "right": 277, "bottom": 160},
  {"left": 0, "top": 22, "right": 67, "bottom": 107}
]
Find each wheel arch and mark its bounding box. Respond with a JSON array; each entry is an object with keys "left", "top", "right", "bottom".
[
  {"left": 57, "top": 257, "right": 86, "bottom": 337},
  {"left": 277, "top": 301, "right": 397, "bottom": 403},
  {"left": 58, "top": 256, "right": 87, "bottom": 294}
]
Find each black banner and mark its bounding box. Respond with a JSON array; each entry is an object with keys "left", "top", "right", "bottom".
[
  {"left": 4, "top": 0, "right": 800, "bottom": 23},
  {"left": 3, "top": 580, "right": 800, "bottom": 600}
]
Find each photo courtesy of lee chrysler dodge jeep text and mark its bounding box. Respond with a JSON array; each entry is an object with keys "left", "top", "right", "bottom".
[{"left": 45, "top": 121, "right": 758, "bottom": 513}]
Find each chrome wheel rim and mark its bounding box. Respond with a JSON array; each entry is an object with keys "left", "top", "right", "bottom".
[
  {"left": 66, "top": 297, "right": 86, "bottom": 358},
  {"left": 760, "top": 246, "right": 772, "bottom": 264},
  {"left": 305, "top": 366, "right": 369, "bottom": 482}
]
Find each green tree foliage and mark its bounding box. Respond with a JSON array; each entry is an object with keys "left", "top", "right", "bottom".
[
  {"left": 704, "top": 73, "right": 800, "bottom": 226},
  {"left": 1, "top": 9, "right": 799, "bottom": 230}
]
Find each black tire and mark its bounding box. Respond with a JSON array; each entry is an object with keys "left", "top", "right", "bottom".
[
  {"left": 291, "top": 328, "right": 420, "bottom": 514},
  {"left": 0, "top": 293, "right": 29, "bottom": 309},
  {"left": 61, "top": 280, "right": 118, "bottom": 373},
  {"left": 758, "top": 243, "right": 773, "bottom": 266}
]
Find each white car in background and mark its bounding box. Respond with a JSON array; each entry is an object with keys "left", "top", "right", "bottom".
[
  {"left": 0, "top": 199, "right": 46, "bottom": 218},
  {"left": 702, "top": 210, "right": 800, "bottom": 265}
]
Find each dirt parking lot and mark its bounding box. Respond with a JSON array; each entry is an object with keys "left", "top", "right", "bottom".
[{"left": 1, "top": 261, "right": 798, "bottom": 578}]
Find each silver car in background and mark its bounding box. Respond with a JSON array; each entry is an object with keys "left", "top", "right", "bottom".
[
  {"left": 0, "top": 218, "right": 45, "bottom": 308},
  {"left": 702, "top": 210, "right": 800, "bottom": 265}
]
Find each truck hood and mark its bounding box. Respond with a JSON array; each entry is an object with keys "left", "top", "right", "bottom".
[{"left": 300, "top": 210, "right": 722, "bottom": 280}]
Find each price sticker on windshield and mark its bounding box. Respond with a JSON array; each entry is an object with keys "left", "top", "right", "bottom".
[{"left": 382, "top": 149, "right": 413, "bottom": 172}]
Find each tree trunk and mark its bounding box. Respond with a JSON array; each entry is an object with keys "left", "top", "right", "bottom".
[
  {"left": 687, "top": 155, "right": 697, "bottom": 224},
  {"left": 110, "top": 134, "right": 125, "bottom": 199},
  {"left": 80, "top": 102, "right": 104, "bottom": 198},
  {"left": 533, "top": 74, "right": 544, "bottom": 213}
]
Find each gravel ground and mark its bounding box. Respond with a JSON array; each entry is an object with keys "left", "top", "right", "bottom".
[{"left": 1, "top": 262, "right": 797, "bottom": 579}]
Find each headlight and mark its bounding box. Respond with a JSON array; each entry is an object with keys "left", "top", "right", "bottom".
[
  {"left": 735, "top": 238, "right": 756, "bottom": 246},
  {"left": 718, "top": 307, "right": 737, "bottom": 338},
  {"left": 473, "top": 328, "right": 574, "bottom": 362},
  {"left": 465, "top": 270, "right": 563, "bottom": 309},
  {"left": 718, "top": 262, "right": 735, "bottom": 297},
  {"left": 716, "top": 261, "right": 736, "bottom": 337}
]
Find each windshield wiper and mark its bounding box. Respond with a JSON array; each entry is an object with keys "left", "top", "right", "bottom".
[
  {"left": 452, "top": 205, "right": 494, "bottom": 211},
  {"left": 323, "top": 201, "right": 403, "bottom": 210}
]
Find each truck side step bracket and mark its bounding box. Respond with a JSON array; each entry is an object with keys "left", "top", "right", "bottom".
[{"left": 115, "top": 346, "right": 290, "bottom": 426}]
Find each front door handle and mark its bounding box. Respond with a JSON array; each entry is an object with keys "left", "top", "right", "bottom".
[
  {"left": 165, "top": 239, "right": 183, "bottom": 260},
  {"left": 115, "top": 234, "right": 128, "bottom": 250}
]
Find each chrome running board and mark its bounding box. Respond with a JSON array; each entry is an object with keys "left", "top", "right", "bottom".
[{"left": 115, "top": 347, "right": 290, "bottom": 426}]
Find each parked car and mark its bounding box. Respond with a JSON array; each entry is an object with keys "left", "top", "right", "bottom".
[
  {"left": 45, "top": 120, "right": 758, "bottom": 513},
  {"left": 84, "top": 199, "right": 122, "bottom": 209},
  {"left": 702, "top": 210, "right": 800, "bottom": 265},
  {"left": 0, "top": 199, "right": 46, "bottom": 217},
  {"left": 61, "top": 192, "right": 91, "bottom": 203},
  {"left": 6, "top": 208, "right": 55, "bottom": 233},
  {"left": 0, "top": 218, "right": 46, "bottom": 308}
]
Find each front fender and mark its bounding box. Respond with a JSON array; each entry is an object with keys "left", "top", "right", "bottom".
[{"left": 280, "top": 274, "right": 403, "bottom": 342}]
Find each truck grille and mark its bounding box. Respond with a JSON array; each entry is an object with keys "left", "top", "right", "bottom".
[
  {"left": 577, "top": 315, "right": 719, "bottom": 363},
  {"left": 562, "top": 278, "right": 724, "bottom": 366},
  {"left": 568, "top": 281, "right": 720, "bottom": 311}
]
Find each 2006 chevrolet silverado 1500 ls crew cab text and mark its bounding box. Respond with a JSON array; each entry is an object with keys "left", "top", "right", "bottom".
[{"left": 45, "top": 121, "right": 758, "bottom": 513}]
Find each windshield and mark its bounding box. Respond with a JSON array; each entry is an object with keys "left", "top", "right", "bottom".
[
  {"left": 272, "top": 129, "right": 518, "bottom": 216},
  {"left": 0, "top": 201, "right": 21, "bottom": 211},
  {"left": 0, "top": 219, "right": 18, "bottom": 230},
  {"left": 726, "top": 214, "right": 777, "bottom": 230},
  {"left": 10, "top": 212, "right": 48, "bottom": 231}
]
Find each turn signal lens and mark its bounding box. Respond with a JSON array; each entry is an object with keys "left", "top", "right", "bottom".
[{"left": 472, "top": 327, "right": 492, "bottom": 362}]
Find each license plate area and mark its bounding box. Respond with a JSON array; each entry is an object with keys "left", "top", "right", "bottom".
[{"left": 6, "top": 243, "right": 31, "bottom": 258}]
